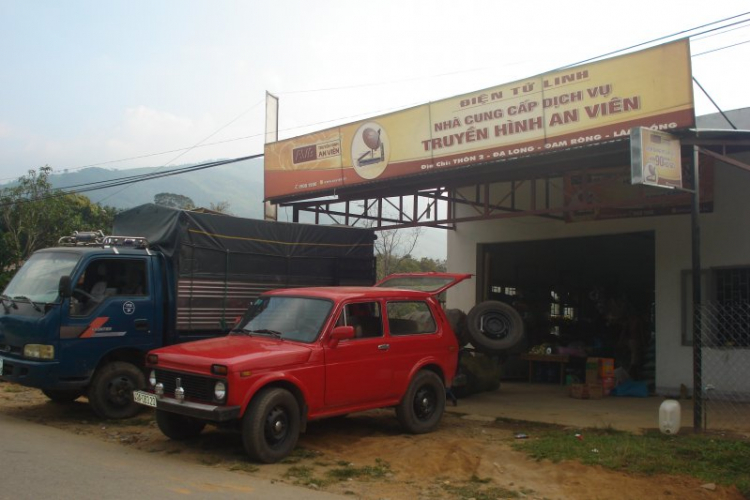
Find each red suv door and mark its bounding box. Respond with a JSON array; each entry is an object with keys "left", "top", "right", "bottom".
[{"left": 323, "top": 300, "right": 396, "bottom": 407}]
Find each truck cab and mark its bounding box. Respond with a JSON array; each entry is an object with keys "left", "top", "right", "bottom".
[{"left": 0, "top": 233, "right": 167, "bottom": 418}]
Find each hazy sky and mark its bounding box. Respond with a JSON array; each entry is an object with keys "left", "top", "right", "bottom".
[{"left": 1, "top": 0, "right": 749, "bottom": 185}]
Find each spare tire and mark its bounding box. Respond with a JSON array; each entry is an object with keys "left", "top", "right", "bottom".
[{"left": 466, "top": 301, "right": 524, "bottom": 352}]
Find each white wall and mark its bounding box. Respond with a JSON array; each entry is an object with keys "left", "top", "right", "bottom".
[{"left": 446, "top": 157, "right": 750, "bottom": 396}]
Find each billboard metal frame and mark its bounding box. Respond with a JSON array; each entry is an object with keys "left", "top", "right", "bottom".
[{"left": 282, "top": 133, "right": 750, "bottom": 230}]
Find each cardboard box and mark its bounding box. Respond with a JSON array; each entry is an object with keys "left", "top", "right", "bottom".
[
  {"left": 570, "top": 383, "right": 604, "bottom": 399},
  {"left": 599, "top": 358, "right": 615, "bottom": 378},
  {"left": 585, "top": 357, "right": 600, "bottom": 384}
]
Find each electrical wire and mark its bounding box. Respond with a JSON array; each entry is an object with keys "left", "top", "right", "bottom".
[
  {"left": 552, "top": 13, "right": 750, "bottom": 70},
  {"left": 94, "top": 98, "right": 266, "bottom": 204},
  {"left": 277, "top": 66, "right": 494, "bottom": 95},
  {"left": 691, "top": 22, "right": 750, "bottom": 41},
  {"left": 693, "top": 39, "right": 750, "bottom": 57},
  {"left": 0, "top": 154, "right": 263, "bottom": 210},
  {"left": 0, "top": 99, "right": 265, "bottom": 183}
]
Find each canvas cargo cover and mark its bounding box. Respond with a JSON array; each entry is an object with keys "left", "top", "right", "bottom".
[{"left": 113, "top": 203, "right": 376, "bottom": 285}]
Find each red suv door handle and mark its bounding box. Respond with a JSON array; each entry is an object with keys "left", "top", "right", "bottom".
[{"left": 378, "top": 344, "right": 390, "bottom": 351}]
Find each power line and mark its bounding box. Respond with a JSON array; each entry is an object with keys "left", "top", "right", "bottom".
[
  {"left": 0, "top": 99, "right": 265, "bottom": 183},
  {"left": 94, "top": 98, "right": 265, "bottom": 205},
  {"left": 693, "top": 38, "right": 750, "bottom": 57},
  {"left": 691, "top": 22, "right": 750, "bottom": 41},
  {"left": 52, "top": 161, "right": 238, "bottom": 193},
  {"left": 276, "top": 66, "right": 494, "bottom": 95},
  {"left": 553, "top": 13, "right": 750, "bottom": 70},
  {"left": 0, "top": 154, "right": 263, "bottom": 210}
]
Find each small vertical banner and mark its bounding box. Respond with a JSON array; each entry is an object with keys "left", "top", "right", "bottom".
[
  {"left": 264, "top": 92, "right": 279, "bottom": 220},
  {"left": 630, "top": 127, "right": 683, "bottom": 189},
  {"left": 265, "top": 91, "right": 279, "bottom": 144}
]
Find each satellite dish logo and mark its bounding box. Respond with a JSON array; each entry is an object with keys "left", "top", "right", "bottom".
[{"left": 351, "top": 121, "right": 390, "bottom": 179}]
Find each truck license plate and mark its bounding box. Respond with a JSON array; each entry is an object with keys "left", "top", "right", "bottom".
[{"left": 133, "top": 390, "right": 157, "bottom": 407}]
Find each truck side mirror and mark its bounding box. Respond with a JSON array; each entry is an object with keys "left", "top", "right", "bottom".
[
  {"left": 58, "top": 275, "right": 72, "bottom": 299},
  {"left": 328, "top": 325, "right": 355, "bottom": 348}
]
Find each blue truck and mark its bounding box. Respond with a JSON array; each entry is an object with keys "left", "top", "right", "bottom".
[{"left": 0, "top": 204, "right": 375, "bottom": 419}]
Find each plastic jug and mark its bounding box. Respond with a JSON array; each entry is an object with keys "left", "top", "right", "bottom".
[{"left": 659, "top": 399, "right": 681, "bottom": 435}]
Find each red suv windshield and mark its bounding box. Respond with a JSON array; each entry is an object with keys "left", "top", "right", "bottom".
[{"left": 234, "top": 296, "right": 333, "bottom": 343}]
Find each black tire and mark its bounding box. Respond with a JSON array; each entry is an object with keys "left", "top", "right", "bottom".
[
  {"left": 242, "top": 388, "right": 301, "bottom": 463},
  {"left": 88, "top": 361, "right": 145, "bottom": 419},
  {"left": 396, "top": 370, "right": 446, "bottom": 434},
  {"left": 445, "top": 308, "right": 469, "bottom": 347},
  {"left": 42, "top": 388, "right": 82, "bottom": 404},
  {"left": 155, "top": 410, "right": 206, "bottom": 440},
  {"left": 466, "top": 301, "right": 525, "bottom": 352}
]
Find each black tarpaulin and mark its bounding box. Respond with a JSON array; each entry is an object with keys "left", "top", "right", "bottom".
[{"left": 113, "top": 203, "right": 376, "bottom": 285}]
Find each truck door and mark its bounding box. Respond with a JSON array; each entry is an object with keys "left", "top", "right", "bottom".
[
  {"left": 324, "top": 300, "right": 395, "bottom": 406},
  {"left": 60, "top": 257, "right": 156, "bottom": 374}
]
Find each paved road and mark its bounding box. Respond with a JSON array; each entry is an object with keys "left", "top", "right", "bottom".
[{"left": 0, "top": 413, "right": 343, "bottom": 500}]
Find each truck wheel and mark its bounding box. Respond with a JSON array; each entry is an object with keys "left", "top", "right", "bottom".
[
  {"left": 155, "top": 410, "right": 206, "bottom": 440},
  {"left": 242, "top": 388, "right": 300, "bottom": 463},
  {"left": 466, "top": 301, "right": 525, "bottom": 352},
  {"left": 396, "top": 370, "right": 446, "bottom": 434},
  {"left": 88, "top": 361, "right": 145, "bottom": 419},
  {"left": 42, "top": 388, "right": 82, "bottom": 403}
]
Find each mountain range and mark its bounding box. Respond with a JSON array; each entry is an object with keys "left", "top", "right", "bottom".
[{"left": 51, "top": 157, "right": 268, "bottom": 220}]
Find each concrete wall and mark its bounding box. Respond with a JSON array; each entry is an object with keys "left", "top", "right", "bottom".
[{"left": 446, "top": 154, "right": 750, "bottom": 396}]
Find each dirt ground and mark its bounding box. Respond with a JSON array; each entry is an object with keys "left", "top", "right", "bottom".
[{"left": 0, "top": 382, "right": 745, "bottom": 500}]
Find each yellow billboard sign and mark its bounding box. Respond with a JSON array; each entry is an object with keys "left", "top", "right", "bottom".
[{"left": 265, "top": 39, "right": 694, "bottom": 200}]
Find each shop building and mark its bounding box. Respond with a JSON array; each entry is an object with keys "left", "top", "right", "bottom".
[{"left": 263, "top": 40, "right": 750, "bottom": 400}]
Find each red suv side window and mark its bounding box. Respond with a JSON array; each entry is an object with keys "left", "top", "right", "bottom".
[
  {"left": 336, "top": 301, "right": 383, "bottom": 339},
  {"left": 386, "top": 301, "right": 436, "bottom": 336}
]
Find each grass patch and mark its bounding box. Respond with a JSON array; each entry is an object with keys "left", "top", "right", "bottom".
[
  {"left": 280, "top": 447, "right": 322, "bottom": 464},
  {"left": 442, "top": 479, "right": 521, "bottom": 499},
  {"left": 514, "top": 427, "right": 750, "bottom": 496},
  {"left": 284, "top": 465, "right": 314, "bottom": 481},
  {"left": 3, "top": 385, "right": 25, "bottom": 393},
  {"left": 229, "top": 462, "right": 260, "bottom": 473},
  {"left": 469, "top": 474, "right": 492, "bottom": 484},
  {"left": 284, "top": 465, "right": 331, "bottom": 488},
  {"left": 326, "top": 458, "right": 392, "bottom": 482}
]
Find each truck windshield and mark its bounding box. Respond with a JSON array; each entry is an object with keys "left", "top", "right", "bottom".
[
  {"left": 3, "top": 251, "right": 80, "bottom": 304},
  {"left": 234, "top": 296, "right": 333, "bottom": 343}
]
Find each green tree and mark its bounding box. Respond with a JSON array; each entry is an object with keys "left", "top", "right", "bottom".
[
  {"left": 1, "top": 166, "right": 60, "bottom": 264},
  {"left": 376, "top": 253, "right": 447, "bottom": 279},
  {"left": 154, "top": 192, "right": 195, "bottom": 209},
  {"left": 374, "top": 226, "right": 427, "bottom": 280},
  {"left": 0, "top": 166, "right": 115, "bottom": 286}
]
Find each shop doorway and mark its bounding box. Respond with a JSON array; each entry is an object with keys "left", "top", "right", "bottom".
[{"left": 478, "top": 232, "right": 655, "bottom": 386}]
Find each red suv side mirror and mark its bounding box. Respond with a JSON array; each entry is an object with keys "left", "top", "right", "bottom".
[{"left": 328, "top": 325, "right": 355, "bottom": 348}]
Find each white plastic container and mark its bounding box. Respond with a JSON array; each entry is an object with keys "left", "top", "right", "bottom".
[{"left": 659, "top": 399, "right": 681, "bottom": 435}]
